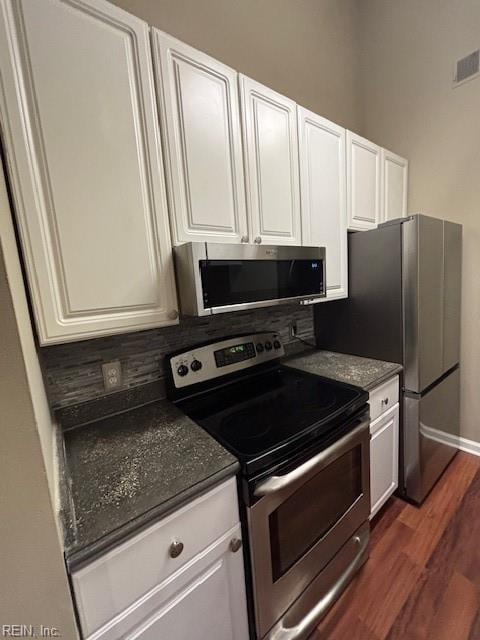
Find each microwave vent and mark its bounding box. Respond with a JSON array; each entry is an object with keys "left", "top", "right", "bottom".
[{"left": 454, "top": 49, "right": 479, "bottom": 86}]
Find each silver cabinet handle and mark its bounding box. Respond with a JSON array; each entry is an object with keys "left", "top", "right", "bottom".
[
  {"left": 169, "top": 540, "right": 184, "bottom": 558},
  {"left": 269, "top": 528, "right": 369, "bottom": 640},
  {"left": 254, "top": 236, "right": 262, "bottom": 244},
  {"left": 229, "top": 537, "right": 242, "bottom": 553},
  {"left": 240, "top": 235, "right": 249, "bottom": 243},
  {"left": 254, "top": 420, "right": 368, "bottom": 497},
  {"left": 168, "top": 309, "right": 179, "bottom": 320}
]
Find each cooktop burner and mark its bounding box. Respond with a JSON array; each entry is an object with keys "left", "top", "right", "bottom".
[
  {"left": 166, "top": 332, "right": 368, "bottom": 476},
  {"left": 177, "top": 366, "right": 363, "bottom": 459}
]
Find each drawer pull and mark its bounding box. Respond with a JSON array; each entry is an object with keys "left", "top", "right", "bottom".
[
  {"left": 229, "top": 537, "right": 242, "bottom": 553},
  {"left": 382, "top": 397, "right": 389, "bottom": 406},
  {"left": 169, "top": 540, "right": 184, "bottom": 558}
]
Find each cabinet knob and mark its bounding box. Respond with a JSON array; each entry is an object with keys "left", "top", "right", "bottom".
[
  {"left": 240, "top": 235, "right": 249, "bottom": 243},
  {"left": 382, "top": 397, "right": 389, "bottom": 406},
  {"left": 169, "top": 540, "right": 184, "bottom": 558},
  {"left": 254, "top": 236, "right": 262, "bottom": 244},
  {"left": 229, "top": 537, "right": 242, "bottom": 553},
  {"left": 168, "top": 309, "right": 179, "bottom": 320}
]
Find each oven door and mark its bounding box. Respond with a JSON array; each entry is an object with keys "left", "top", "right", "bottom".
[{"left": 247, "top": 415, "right": 370, "bottom": 639}]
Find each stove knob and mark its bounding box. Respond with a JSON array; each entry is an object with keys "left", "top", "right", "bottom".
[
  {"left": 256, "top": 343, "right": 264, "bottom": 353},
  {"left": 264, "top": 341, "right": 273, "bottom": 351},
  {"left": 191, "top": 359, "right": 203, "bottom": 372},
  {"left": 273, "top": 340, "right": 281, "bottom": 350},
  {"left": 177, "top": 364, "right": 189, "bottom": 377}
]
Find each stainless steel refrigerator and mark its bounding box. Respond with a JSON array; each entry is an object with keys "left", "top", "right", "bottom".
[{"left": 315, "top": 214, "right": 462, "bottom": 503}]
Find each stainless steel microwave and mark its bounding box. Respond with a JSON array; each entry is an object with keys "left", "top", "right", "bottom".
[{"left": 173, "top": 242, "right": 326, "bottom": 316}]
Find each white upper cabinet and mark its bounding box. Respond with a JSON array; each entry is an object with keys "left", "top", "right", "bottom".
[
  {"left": 0, "top": 0, "right": 178, "bottom": 344},
  {"left": 152, "top": 31, "right": 248, "bottom": 245},
  {"left": 381, "top": 148, "right": 408, "bottom": 222},
  {"left": 346, "top": 131, "right": 382, "bottom": 231},
  {"left": 239, "top": 76, "right": 302, "bottom": 246},
  {"left": 298, "top": 108, "right": 348, "bottom": 300}
]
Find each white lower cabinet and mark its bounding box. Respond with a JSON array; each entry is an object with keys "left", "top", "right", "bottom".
[
  {"left": 72, "top": 479, "right": 249, "bottom": 640},
  {"left": 368, "top": 375, "right": 400, "bottom": 518},
  {"left": 369, "top": 401, "right": 399, "bottom": 519}
]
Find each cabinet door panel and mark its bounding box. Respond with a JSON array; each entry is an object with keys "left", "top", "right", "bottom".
[
  {"left": 0, "top": 0, "right": 178, "bottom": 343},
  {"left": 83, "top": 526, "right": 249, "bottom": 640},
  {"left": 370, "top": 404, "right": 399, "bottom": 518},
  {"left": 298, "top": 108, "right": 347, "bottom": 300},
  {"left": 240, "top": 76, "right": 301, "bottom": 245},
  {"left": 152, "top": 31, "right": 247, "bottom": 244},
  {"left": 382, "top": 149, "right": 408, "bottom": 222},
  {"left": 128, "top": 557, "right": 235, "bottom": 640},
  {"left": 347, "top": 131, "right": 381, "bottom": 231}
]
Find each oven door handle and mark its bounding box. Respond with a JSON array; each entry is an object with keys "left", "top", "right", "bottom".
[
  {"left": 254, "top": 419, "right": 368, "bottom": 497},
  {"left": 268, "top": 526, "right": 369, "bottom": 640}
]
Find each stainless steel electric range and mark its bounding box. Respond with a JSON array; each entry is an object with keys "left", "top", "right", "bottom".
[{"left": 166, "top": 332, "right": 371, "bottom": 640}]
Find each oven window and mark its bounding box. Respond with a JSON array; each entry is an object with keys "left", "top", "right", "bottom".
[
  {"left": 200, "top": 259, "right": 323, "bottom": 308},
  {"left": 269, "top": 447, "right": 362, "bottom": 581}
]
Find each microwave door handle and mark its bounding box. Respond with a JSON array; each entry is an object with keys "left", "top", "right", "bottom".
[
  {"left": 254, "top": 419, "right": 368, "bottom": 497},
  {"left": 268, "top": 526, "right": 369, "bottom": 640}
]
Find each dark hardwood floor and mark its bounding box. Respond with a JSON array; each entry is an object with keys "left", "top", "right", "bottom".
[{"left": 312, "top": 452, "right": 480, "bottom": 640}]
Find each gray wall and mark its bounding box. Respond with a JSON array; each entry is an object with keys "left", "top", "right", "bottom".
[
  {"left": 0, "top": 169, "right": 78, "bottom": 635},
  {"left": 111, "top": 0, "right": 362, "bottom": 131},
  {"left": 358, "top": 0, "right": 480, "bottom": 442}
]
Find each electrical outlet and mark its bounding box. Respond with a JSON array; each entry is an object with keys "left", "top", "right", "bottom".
[{"left": 102, "top": 361, "right": 122, "bottom": 391}]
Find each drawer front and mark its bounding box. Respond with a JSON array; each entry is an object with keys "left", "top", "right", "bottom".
[
  {"left": 370, "top": 403, "right": 399, "bottom": 518},
  {"left": 369, "top": 375, "right": 399, "bottom": 422},
  {"left": 72, "top": 478, "right": 239, "bottom": 637}
]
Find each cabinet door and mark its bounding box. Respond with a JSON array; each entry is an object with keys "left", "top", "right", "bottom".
[
  {"left": 381, "top": 149, "right": 408, "bottom": 222},
  {"left": 240, "top": 76, "right": 301, "bottom": 246},
  {"left": 152, "top": 31, "right": 248, "bottom": 245},
  {"left": 86, "top": 526, "right": 249, "bottom": 640},
  {"left": 346, "top": 131, "right": 381, "bottom": 231},
  {"left": 0, "top": 0, "right": 178, "bottom": 344},
  {"left": 298, "top": 108, "right": 347, "bottom": 300},
  {"left": 370, "top": 403, "right": 399, "bottom": 518}
]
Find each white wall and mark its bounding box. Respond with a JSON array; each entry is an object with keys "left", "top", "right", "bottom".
[
  {"left": 0, "top": 166, "right": 78, "bottom": 634},
  {"left": 112, "top": 0, "right": 362, "bottom": 131},
  {"left": 359, "top": 0, "right": 480, "bottom": 442}
]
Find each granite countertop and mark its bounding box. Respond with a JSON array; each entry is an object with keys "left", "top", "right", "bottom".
[
  {"left": 284, "top": 349, "right": 402, "bottom": 391},
  {"left": 61, "top": 398, "right": 238, "bottom": 569}
]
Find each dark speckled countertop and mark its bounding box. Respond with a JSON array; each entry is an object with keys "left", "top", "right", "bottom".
[
  {"left": 284, "top": 349, "right": 402, "bottom": 391},
  {"left": 61, "top": 398, "right": 238, "bottom": 569}
]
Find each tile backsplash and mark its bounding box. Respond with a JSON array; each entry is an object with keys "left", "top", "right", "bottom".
[{"left": 41, "top": 305, "right": 315, "bottom": 409}]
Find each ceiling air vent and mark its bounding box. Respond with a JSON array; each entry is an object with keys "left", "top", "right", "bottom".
[{"left": 454, "top": 49, "right": 480, "bottom": 86}]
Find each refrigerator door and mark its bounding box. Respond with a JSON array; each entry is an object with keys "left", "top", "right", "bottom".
[
  {"left": 403, "top": 367, "right": 460, "bottom": 503},
  {"left": 443, "top": 221, "right": 462, "bottom": 372},
  {"left": 314, "top": 222, "right": 404, "bottom": 364},
  {"left": 403, "top": 215, "right": 445, "bottom": 393}
]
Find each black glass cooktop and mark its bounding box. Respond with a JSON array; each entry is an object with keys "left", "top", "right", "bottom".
[{"left": 176, "top": 366, "right": 367, "bottom": 474}]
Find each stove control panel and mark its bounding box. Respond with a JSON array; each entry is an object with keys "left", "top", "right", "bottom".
[{"left": 169, "top": 332, "right": 285, "bottom": 389}]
